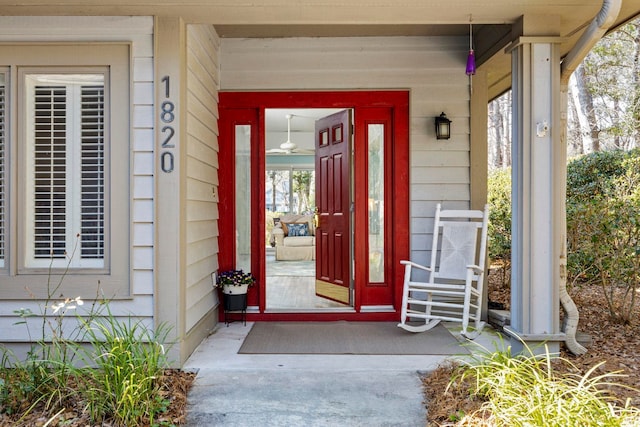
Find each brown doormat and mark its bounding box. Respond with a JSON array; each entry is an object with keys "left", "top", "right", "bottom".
[{"left": 238, "top": 321, "right": 468, "bottom": 355}]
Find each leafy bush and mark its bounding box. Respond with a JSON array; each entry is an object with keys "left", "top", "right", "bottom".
[
  {"left": 566, "top": 150, "right": 629, "bottom": 278},
  {"left": 566, "top": 150, "right": 630, "bottom": 201},
  {"left": 452, "top": 342, "right": 640, "bottom": 426},
  {"left": 566, "top": 149, "right": 640, "bottom": 323},
  {"left": 487, "top": 149, "right": 640, "bottom": 323},
  {"left": 487, "top": 168, "right": 512, "bottom": 263},
  {"left": 487, "top": 168, "right": 512, "bottom": 286}
]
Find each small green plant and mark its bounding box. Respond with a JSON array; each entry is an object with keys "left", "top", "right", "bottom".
[
  {"left": 80, "top": 313, "right": 172, "bottom": 425},
  {"left": 451, "top": 341, "right": 640, "bottom": 426},
  {"left": 0, "top": 237, "right": 175, "bottom": 426}
]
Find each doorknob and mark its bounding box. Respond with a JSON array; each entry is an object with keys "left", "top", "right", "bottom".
[{"left": 314, "top": 207, "right": 320, "bottom": 228}]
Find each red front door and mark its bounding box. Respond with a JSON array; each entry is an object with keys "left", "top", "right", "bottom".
[{"left": 315, "top": 110, "right": 352, "bottom": 305}]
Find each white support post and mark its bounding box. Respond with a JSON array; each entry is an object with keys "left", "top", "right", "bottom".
[{"left": 505, "top": 37, "right": 565, "bottom": 355}]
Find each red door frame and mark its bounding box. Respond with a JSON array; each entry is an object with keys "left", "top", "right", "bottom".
[{"left": 218, "top": 91, "right": 409, "bottom": 321}]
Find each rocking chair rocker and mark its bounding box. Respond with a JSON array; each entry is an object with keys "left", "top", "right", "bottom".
[{"left": 398, "top": 203, "right": 489, "bottom": 339}]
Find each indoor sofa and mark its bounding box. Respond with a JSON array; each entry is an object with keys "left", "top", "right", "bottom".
[{"left": 271, "top": 214, "right": 316, "bottom": 261}]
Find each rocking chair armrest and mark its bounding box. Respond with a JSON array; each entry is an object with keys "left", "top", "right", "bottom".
[
  {"left": 466, "top": 264, "right": 485, "bottom": 274},
  {"left": 400, "top": 260, "right": 434, "bottom": 273}
]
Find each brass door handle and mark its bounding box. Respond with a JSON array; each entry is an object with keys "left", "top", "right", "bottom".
[{"left": 314, "top": 208, "right": 319, "bottom": 228}]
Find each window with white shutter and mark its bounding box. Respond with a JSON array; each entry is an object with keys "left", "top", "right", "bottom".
[
  {"left": 0, "top": 44, "right": 129, "bottom": 298},
  {"left": 25, "top": 74, "right": 105, "bottom": 269}
]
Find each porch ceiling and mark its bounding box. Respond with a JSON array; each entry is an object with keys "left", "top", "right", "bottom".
[{"left": 1, "top": 0, "right": 639, "bottom": 97}]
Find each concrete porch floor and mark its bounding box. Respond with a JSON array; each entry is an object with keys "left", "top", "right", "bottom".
[{"left": 183, "top": 321, "right": 506, "bottom": 426}]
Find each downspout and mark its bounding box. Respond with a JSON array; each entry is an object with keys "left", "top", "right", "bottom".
[
  {"left": 557, "top": 0, "right": 621, "bottom": 355},
  {"left": 561, "top": 0, "right": 622, "bottom": 83}
]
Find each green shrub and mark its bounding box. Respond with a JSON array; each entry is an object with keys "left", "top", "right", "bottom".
[
  {"left": 487, "top": 168, "right": 512, "bottom": 262},
  {"left": 486, "top": 149, "right": 640, "bottom": 322},
  {"left": 566, "top": 150, "right": 630, "bottom": 201},
  {"left": 566, "top": 149, "right": 640, "bottom": 323},
  {"left": 488, "top": 168, "right": 512, "bottom": 286},
  {"left": 566, "top": 150, "right": 631, "bottom": 282}
]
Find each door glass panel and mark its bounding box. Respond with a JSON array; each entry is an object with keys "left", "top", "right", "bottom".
[
  {"left": 368, "top": 124, "right": 385, "bottom": 283},
  {"left": 235, "top": 125, "right": 251, "bottom": 272}
]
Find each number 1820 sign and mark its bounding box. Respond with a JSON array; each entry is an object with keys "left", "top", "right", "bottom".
[{"left": 160, "top": 75, "right": 175, "bottom": 173}]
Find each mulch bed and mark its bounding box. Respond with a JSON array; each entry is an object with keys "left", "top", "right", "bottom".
[
  {"left": 422, "top": 267, "right": 640, "bottom": 426},
  {"left": 0, "top": 369, "right": 196, "bottom": 426}
]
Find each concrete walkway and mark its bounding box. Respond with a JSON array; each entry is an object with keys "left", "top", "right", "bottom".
[{"left": 183, "top": 322, "right": 500, "bottom": 426}]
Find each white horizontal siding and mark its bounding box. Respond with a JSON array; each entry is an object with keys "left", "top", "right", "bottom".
[
  {"left": 0, "top": 16, "right": 156, "bottom": 343},
  {"left": 0, "top": 296, "right": 154, "bottom": 319},
  {"left": 128, "top": 19, "right": 155, "bottom": 304},
  {"left": 221, "top": 35, "right": 471, "bottom": 265},
  {"left": 185, "top": 24, "right": 221, "bottom": 332}
]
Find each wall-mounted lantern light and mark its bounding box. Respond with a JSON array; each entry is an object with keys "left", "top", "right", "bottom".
[{"left": 435, "top": 112, "right": 452, "bottom": 140}]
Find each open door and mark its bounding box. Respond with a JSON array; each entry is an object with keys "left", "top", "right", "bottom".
[{"left": 315, "top": 110, "right": 352, "bottom": 305}]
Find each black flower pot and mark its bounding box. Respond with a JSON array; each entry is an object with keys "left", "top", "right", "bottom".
[{"left": 224, "top": 293, "right": 247, "bottom": 312}]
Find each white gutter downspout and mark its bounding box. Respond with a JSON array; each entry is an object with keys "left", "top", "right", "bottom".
[
  {"left": 557, "top": 0, "right": 622, "bottom": 355},
  {"left": 561, "top": 0, "right": 622, "bottom": 83}
]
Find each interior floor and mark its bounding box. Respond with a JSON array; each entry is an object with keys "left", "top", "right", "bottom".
[{"left": 265, "top": 249, "right": 346, "bottom": 310}]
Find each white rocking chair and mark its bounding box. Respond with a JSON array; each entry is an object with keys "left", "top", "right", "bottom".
[{"left": 398, "top": 203, "right": 489, "bottom": 339}]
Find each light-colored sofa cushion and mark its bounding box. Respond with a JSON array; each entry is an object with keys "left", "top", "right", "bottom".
[{"left": 272, "top": 214, "right": 316, "bottom": 261}]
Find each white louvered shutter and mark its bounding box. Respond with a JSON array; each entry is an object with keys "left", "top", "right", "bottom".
[
  {"left": 79, "top": 85, "right": 105, "bottom": 261},
  {"left": 27, "top": 74, "right": 105, "bottom": 269}
]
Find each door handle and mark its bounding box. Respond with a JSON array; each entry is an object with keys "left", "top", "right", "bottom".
[{"left": 314, "top": 207, "right": 320, "bottom": 228}]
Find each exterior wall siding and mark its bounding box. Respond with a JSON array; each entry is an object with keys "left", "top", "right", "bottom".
[
  {"left": 185, "top": 24, "right": 221, "bottom": 332},
  {"left": 220, "top": 36, "right": 471, "bottom": 266},
  {"left": 0, "top": 16, "right": 155, "bottom": 342}
]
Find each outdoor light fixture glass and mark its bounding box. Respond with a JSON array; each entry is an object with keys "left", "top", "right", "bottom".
[
  {"left": 466, "top": 20, "right": 476, "bottom": 76},
  {"left": 435, "top": 112, "right": 452, "bottom": 140}
]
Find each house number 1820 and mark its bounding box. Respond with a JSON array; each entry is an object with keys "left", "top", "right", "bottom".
[{"left": 160, "top": 75, "right": 175, "bottom": 173}]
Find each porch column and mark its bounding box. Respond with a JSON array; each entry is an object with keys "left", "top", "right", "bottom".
[
  {"left": 155, "top": 16, "right": 188, "bottom": 364},
  {"left": 504, "top": 17, "right": 566, "bottom": 354}
]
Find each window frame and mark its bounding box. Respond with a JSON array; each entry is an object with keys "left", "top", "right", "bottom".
[
  {"left": 23, "top": 71, "right": 108, "bottom": 270},
  {"left": 0, "top": 44, "right": 131, "bottom": 299}
]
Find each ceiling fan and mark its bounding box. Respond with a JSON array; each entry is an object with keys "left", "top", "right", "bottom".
[{"left": 266, "top": 114, "right": 315, "bottom": 155}]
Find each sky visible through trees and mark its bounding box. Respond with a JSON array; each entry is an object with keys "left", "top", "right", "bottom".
[{"left": 488, "top": 18, "right": 640, "bottom": 170}]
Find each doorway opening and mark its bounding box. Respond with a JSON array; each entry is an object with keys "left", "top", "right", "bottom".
[{"left": 264, "top": 108, "right": 346, "bottom": 310}]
